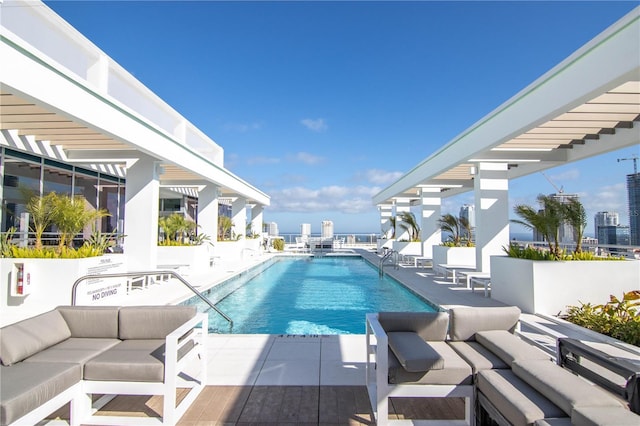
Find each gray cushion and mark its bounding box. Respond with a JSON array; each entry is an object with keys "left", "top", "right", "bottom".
[
  {"left": 475, "top": 330, "right": 550, "bottom": 366},
  {"left": 56, "top": 306, "right": 120, "bottom": 338},
  {"left": 447, "top": 341, "right": 509, "bottom": 373},
  {"left": 378, "top": 312, "right": 449, "bottom": 341},
  {"left": 572, "top": 406, "right": 640, "bottom": 426},
  {"left": 388, "top": 341, "right": 472, "bottom": 385},
  {"left": 118, "top": 306, "right": 196, "bottom": 339},
  {"left": 533, "top": 419, "right": 572, "bottom": 426},
  {"left": 23, "top": 337, "right": 120, "bottom": 366},
  {"left": 449, "top": 306, "right": 521, "bottom": 341},
  {"left": 0, "top": 310, "right": 71, "bottom": 366},
  {"left": 0, "top": 362, "right": 81, "bottom": 425},
  {"left": 512, "top": 360, "right": 624, "bottom": 415},
  {"left": 84, "top": 339, "right": 166, "bottom": 382},
  {"left": 477, "top": 368, "right": 566, "bottom": 426},
  {"left": 387, "top": 332, "right": 444, "bottom": 372}
]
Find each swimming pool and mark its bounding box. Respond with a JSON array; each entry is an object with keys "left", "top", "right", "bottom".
[{"left": 182, "top": 256, "right": 436, "bottom": 334}]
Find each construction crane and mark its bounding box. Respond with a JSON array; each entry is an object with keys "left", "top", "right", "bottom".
[
  {"left": 617, "top": 154, "right": 638, "bottom": 174},
  {"left": 540, "top": 171, "right": 564, "bottom": 194}
]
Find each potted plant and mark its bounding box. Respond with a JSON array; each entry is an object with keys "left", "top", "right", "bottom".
[
  {"left": 156, "top": 213, "right": 214, "bottom": 273},
  {"left": 392, "top": 212, "right": 423, "bottom": 256},
  {"left": 0, "top": 193, "right": 126, "bottom": 315},
  {"left": 432, "top": 214, "right": 476, "bottom": 267},
  {"left": 490, "top": 195, "right": 639, "bottom": 315}
]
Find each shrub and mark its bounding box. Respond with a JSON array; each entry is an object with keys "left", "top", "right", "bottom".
[
  {"left": 503, "top": 243, "right": 625, "bottom": 261},
  {"left": 563, "top": 291, "right": 640, "bottom": 346},
  {"left": 272, "top": 239, "right": 284, "bottom": 251},
  {"left": 4, "top": 245, "right": 102, "bottom": 259}
]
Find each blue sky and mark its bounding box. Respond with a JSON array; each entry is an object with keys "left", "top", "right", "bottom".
[{"left": 45, "top": 1, "right": 639, "bottom": 235}]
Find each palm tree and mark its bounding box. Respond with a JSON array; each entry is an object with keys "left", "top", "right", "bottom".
[
  {"left": 437, "top": 213, "right": 471, "bottom": 246},
  {"left": 512, "top": 194, "right": 564, "bottom": 257},
  {"left": 23, "top": 191, "right": 58, "bottom": 249},
  {"left": 563, "top": 198, "right": 587, "bottom": 253},
  {"left": 53, "top": 195, "right": 109, "bottom": 250},
  {"left": 398, "top": 211, "right": 420, "bottom": 241},
  {"left": 386, "top": 216, "right": 396, "bottom": 239},
  {"left": 158, "top": 213, "right": 197, "bottom": 245},
  {"left": 218, "top": 215, "right": 232, "bottom": 241}
]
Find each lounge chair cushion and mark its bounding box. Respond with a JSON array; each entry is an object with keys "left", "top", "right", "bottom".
[
  {"left": 387, "top": 332, "right": 444, "bottom": 372},
  {"left": 477, "top": 368, "right": 567, "bottom": 426},
  {"left": 56, "top": 306, "right": 120, "bottom": 338},
  {"left": 0, "top": 310, "right": 71, "bottom": 366},
  {"left": 572, "top": 406, "right": 640, "bottom": 425},
  {"left": 387, "top": 342, "right": 472, "bottom": 385},
  {"left": 0, "top": 362, "right": 81, "bottom": 425},
  {"left": 84, "top": 339, "right": 166, "bottom": 382},
  {"left": 449, "top": 306, "right": 521, "bottom": 341},
  {"left": 447, "top": 341, "right": 509, "bottom": 373},
  {"left": 23, "top": 337, "right": 120, "bottom": 366},
  {"left": 475, "top": 330, "right": 550, "bottom": 366},
  {"left": 512, "top": 360, "right": 625, "bottom": 415},
  {"left": 378, "top": 312, "right": 449, "bottom": 341},
  {"left": 533, "top": 419, "right": 572, "bottom": 426},
  {"left": 118, "top": 306, "right": 196, "bottom": 339}
]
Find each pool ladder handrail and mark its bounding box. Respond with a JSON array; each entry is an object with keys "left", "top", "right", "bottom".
[
  {"left": 70, "top": 270, "right": 233, "bottom": 328},
  {"left": 379, "top": 250, "right": 399, "bottom": 276}
]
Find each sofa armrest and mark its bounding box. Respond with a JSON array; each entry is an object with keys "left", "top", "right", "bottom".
[
  {"left": 164, "top": 312, "right": 208, "bottom": 375},
  {"left": 366, "top": 313, "right": 388, "bottom": 389}
]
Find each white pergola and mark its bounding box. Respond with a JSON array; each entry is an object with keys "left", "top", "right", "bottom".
[
  {"left": 373, "top": 7, "right": 640, "bottom": 271},
  {"left": 0, "top": 1, "right": 270, "bottom": 270}
]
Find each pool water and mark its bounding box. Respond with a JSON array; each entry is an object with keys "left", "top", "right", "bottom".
[{"left": 183, "top": 256, "right": 436, "bottom": 334}]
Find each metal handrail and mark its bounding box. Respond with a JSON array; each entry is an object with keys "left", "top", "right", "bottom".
[
  {"left": 70, "top": 270, "right": 233, "bottom": 327},
  {"left": 378, "top": 250, "right": 397, "bottom": 276}
]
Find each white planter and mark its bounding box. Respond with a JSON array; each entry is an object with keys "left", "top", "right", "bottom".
[
  {"left": 377, "top": 239, "right": 394, "bottom": 252},
  {"left": 490, "top": 256, "right": 640, "bottom": 315},
  {"left": 157, "top": 244, "right": 215, "bottom": 274},
  {"left": 393, "top": 241, "right": 422, "bottom": 256},
  {"left": 216, "top": 239, "right": 262, "bottom": 261},
  {"left": 0, "top": 254, "right": 127, "bottom": 326},
  {"left": 432, "top": 245, "right": 476, "bottom": 267}
]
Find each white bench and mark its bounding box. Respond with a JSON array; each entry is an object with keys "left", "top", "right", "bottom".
[
  {"left": 412, "top": 256, "right": 432, "bottom": 268},
  {"left": 434, "top": 264, "right": 475, "bottom": 282},
  {"left": 470, "top": 276, "right": 491, "bottom": 297},
  {"left": 455, "top": 271, "right": 491, "bottom": 288}
]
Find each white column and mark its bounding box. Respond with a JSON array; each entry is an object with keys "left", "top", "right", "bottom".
[
  {"left": 250, "top": 204, "right": 264, "bottom": 238},
  {"left": 420, "top": 188, "right": 442, "bottom": 258},
  {"left": 474, "top": 162, "right": 510, "bottom": 272},
  {"left": 198, "top": 185, "right": 219, "bottom": 243},
  {"left": 379, "top": 204, "right": 393, "bottom": 239},
  {"left": 231, "top": 197, "right": 247, "bottom": 239},
  {"left": 124, "top": 156, "right": 160, "bottom": 270},
  {"left": 395, "top": 198, "right": 411, "bottom": 241}
]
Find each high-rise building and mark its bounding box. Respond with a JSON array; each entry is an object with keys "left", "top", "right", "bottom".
[
  {"left": 459, "top": 204, "right": 475, "bottom": 241},
  {"left": 300, "top": 223, "right": 311, "bottom": 238},
  {"left": 595, "top": 211, "right": 619, "bottom": 230},
  {"left": 627, "top": 173, "right": 640, "bottom": 246},
  {"left": 321, "top": 220, "right": 334, "bottom": 239},
  {"left": 532, "top": 193, "right": 580, "bottom": 243},
  {"left": 268, "top": 222, "right": 279, "bottom": 237},
  {"left": 595, "top": 211, "right": 619, "bottom": 244},
  {"left": 459, "top": 204, "right": 475, "bottom": 227},
  {"left": 598, "top": 225, "right": 630, "bottom": 252}
]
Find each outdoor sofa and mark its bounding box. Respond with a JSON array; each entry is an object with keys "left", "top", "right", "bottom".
[
  {"left": 0, "top": 305, "right": 207, "bottom": 426},
  {"left": 366, "top": 306, "right": 639, "bottom": 425}
]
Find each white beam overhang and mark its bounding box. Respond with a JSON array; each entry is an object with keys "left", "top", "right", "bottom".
[
  {"left": 373, "top": 7, "right": 640, "bottom": 206},
  {"left": 1, "top": 15, "right": 270, "bottom": 207}
]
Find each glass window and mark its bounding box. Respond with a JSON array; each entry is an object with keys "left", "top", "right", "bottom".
[
  {"left": 2, "top": 155, "right": 41, "bottom": 232},
  {"left": 98, "top": 178, "right": 120, "bottom": 233},
  {"left": 42, "top": 165, "right": 72, "bottom": 195}
]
